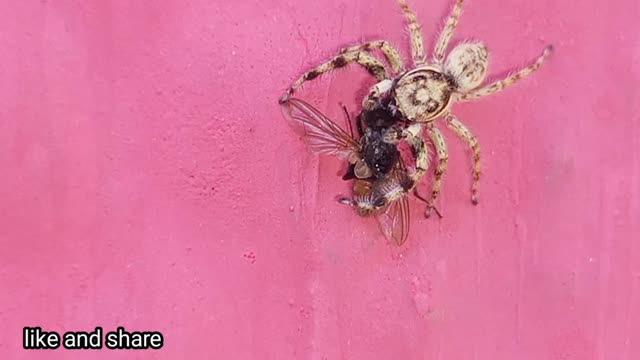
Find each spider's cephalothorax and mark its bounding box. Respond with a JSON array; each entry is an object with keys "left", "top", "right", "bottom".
[
  {"left": 280, "top": 0, "right": 553, "bottom": 217},
  {"left": 389, "top": 66, "right": 457, "bottom": 121},
  {"left": 365, "top": 41, "right": 496, "bottom": 122}
]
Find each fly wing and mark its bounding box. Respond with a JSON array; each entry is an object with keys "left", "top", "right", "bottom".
[
  {"left": 375, "top": 194, "right": 410, "bottom": 246},
  {"left": 281, "top": 98, "right": 360, "bottom": 160},
  {"left": 374, "top": 163, "right": 411, "bottom": 246}
]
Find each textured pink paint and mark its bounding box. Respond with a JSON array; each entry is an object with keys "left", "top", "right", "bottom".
[{"left": 1, "top": 0, "right": 638, "bottom": 359}]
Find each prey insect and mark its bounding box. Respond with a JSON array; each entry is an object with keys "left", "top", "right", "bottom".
[
  {"left": 281, "top": 98, "right": 437, "bottom": 245},
  {"left": 339, "top": 96, "right": 408, "bottom": 182},
  {"left": 280, "top": 0, "right": 553, "bottom": 217}
]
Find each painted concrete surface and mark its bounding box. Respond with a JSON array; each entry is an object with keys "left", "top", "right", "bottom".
[{"left": 1, "top": 0, "right": 638, "bottom": 359}]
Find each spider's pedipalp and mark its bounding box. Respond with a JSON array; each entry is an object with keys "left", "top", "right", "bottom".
[
  {"left": 458, "top": 45, "right": 553, "bottom": 101},
  {"left": 362, "top": 79, "right": 394, "bottom": 111},
  {"left": 280, "top": 50, "right": 390, "bottom": 104},
  {"left": 340, "top": 40, "right": 406, "bottom": 75}
]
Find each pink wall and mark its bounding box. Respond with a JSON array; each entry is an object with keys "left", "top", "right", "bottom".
[{"left": 1, "top": 0, "right": 638, "bottom": 359}]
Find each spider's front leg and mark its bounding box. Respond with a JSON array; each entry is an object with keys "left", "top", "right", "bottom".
[
  {"left": 444, "top": 113, "right": 480, "bottom": 205},
  {"left": 340, "top": 40, "right": 406, "bottom": 75},
  {"left": 280, "top": 51, "right": 390, "bottom": 103}
]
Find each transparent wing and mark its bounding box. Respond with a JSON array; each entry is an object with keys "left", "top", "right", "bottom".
[
  {"left": 281, "top": 98, "right": 360, "bottom": 160},
  {"left": 375, "top": 163, "right": 411, "bottom": 246},
  {"left": 375, "top": 194, "right": 410, "bottom": 246}
]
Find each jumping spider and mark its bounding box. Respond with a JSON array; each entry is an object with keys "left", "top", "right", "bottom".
[{"left": 280, "top": 0, "right": 553, "bottom": 217}]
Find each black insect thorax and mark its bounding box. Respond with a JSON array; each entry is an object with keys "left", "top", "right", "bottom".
[{"left": 340, "top": 97, "right": 405, "bottom": 180}]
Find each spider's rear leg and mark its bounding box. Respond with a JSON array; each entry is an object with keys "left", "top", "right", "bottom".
[
  {"left": 458, "top": 45, "right": 553, "bottom": 101},
  {"left": 444, "top": 113, "right": 480, "bottom": 205},
  {"left": 340, "top": 40, "right": 406, "bottom": 75},
  {"left": 280, "top": 51, "right": 390, "bottom": 104},
  {"left": 403, "top": 123, "right": 429, "bottom": 183},
  {"left": 397, "top": 0, "right": 426, "bottom": 66},
  {"left": 433, "top": 0, "right": 465, "bottom": 64},
  {"left": 424, "top": 124, "right": 448, "bottom": 218}
]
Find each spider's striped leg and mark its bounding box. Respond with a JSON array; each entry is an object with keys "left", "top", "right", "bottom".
[
  {"left": 423, "top": 124, "right": 448, "bottom": 218},
  {"left": 444, "top": 113, "right": 480, "bottom": 205},
  {"left": 340, "top": 40, "right": 406, "bottom": 74},
  {"left": 280, "top": 51, "right": 389, "bottom": 104},
  {"left": 433, "top": 0, "right": 465, "bottom": 64},
  {"left": 458, "top": 45, "right": 553, "bottom": 101},
  {"left": 397, "top": 0, "right": 426, "bottom": 66}
]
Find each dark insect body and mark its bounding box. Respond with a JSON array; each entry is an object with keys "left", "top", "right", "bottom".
[{"left": 281, "top": 98, "right": 432, "bottom": 245}]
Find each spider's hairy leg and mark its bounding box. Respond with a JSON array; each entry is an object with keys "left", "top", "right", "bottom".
[
  {"left": 382, "top": 122, "right": 420, "bottom": 144},
  {"left": 279, "top": 51, "right": 389, "bottom": 104},
  {"left": 404, "top": 123, "right": 429, "bottom": 182},
  {"left": 444, "top": 113, "right": 480, "bottom": 205},
  {"left": 433, "top": 0, "right": 465, "bottom": 64},
  {"left": 458, "top": 45, "right": 553, "bottom": 101},
  {"left": 380, "top": 123, "right": 428, "bottom": 181},
  {"left": 340, "top": 40, "right": 406, "bottom": 75},
  {"left": 397, "top": 0, "right": 426, "bottom": 66},
  {"left": 424, "top": 124, "right": 448, "bottom": 218}
]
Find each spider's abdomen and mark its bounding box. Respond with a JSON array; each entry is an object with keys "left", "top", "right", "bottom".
[
  {"left": 393, "top": 69, "right": 453, "bottom": 121},
  {"left": 444, "top": 42, "right": 489, "bottom": 92}
]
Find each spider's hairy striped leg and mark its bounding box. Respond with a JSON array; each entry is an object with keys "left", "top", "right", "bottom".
[
  {"left": 280, "top": 51, "right": 389, "bottom": 104},
  {"left": 423, "top": 124, "right": 448, "bottom": 218},
  {"left": 458, "top": 45, "right": 553, "bottom": 101},
  {"left": 433, "top": 0, "right": 465, "bottom": 64},
  {"left": 444, "top": 113, "right": 480, "bottom": 205},
  {"left": 397, "top": 0, "right": 426, "bottom": 65},
  {"left": 340, "top": 40, "right": 406, "bottom": 74}
]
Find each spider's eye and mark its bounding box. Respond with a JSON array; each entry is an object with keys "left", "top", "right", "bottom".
[{"left": 374, "top": 198, "right": 386, "bottom": 207}]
